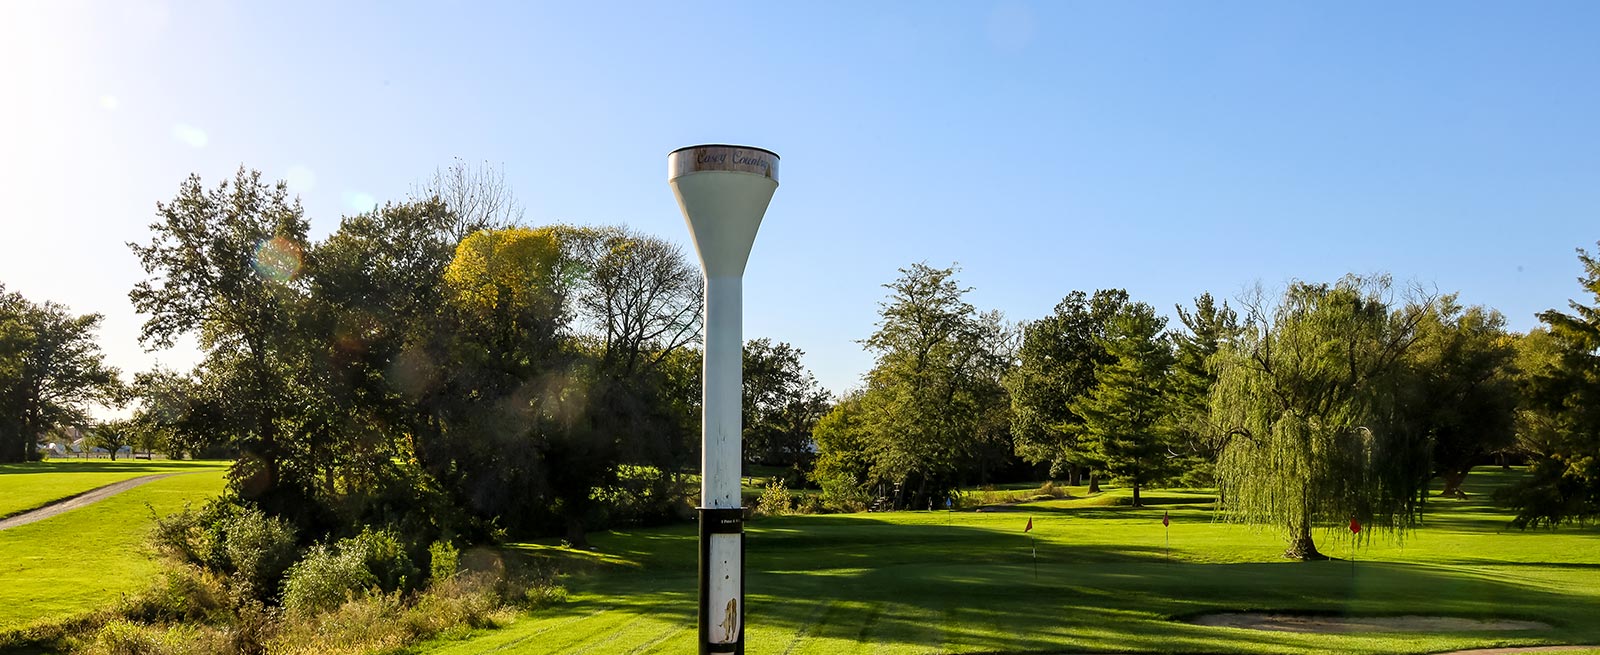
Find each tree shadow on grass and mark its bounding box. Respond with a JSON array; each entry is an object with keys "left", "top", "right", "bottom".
[{"left": 496, "top": 516, "right": 1600, "bottom": 655}]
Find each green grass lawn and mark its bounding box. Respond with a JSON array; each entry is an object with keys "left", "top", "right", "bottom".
[
  {"left": 0, "top": 469, "right": 228, "bottom": 628},
  {"left": 424, "top": 468, "right": 1600, "bottom": 655},
  {"left": 0, "top": 459, "right": 228, "bottom": 518}
]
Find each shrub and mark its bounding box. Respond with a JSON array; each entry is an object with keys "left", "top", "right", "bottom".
[
  {"left": 221, "top": 508, "right": 299, "bottom": 600},
  {"left": 815, "top": 473, "right": 871, "bottom": 513},
  {"left": 280, "top": 528, "right": 419, "bottom": 616},
  {"left": 83, "top": 620, "right": 160, "bottom": 655},
  {"left": 79, "top": 620, "right": 228, "bottom": 655},
  {"left": 150, "top": 500, "right": 297, "bottom": 603},
  {"left": 428, "top": 540, "right": 460, "bottom": 582},
  {"left": 148, "top": 501, "right": 230, "bottom": 570},
  {"left": 267, "top": 593, "right": 408, "bottom": 655},
  {"left": 410, "top": 573, "right": 507, "bottom": 632},
  {"left": 227, "top": 598, "right": 279, "bottom": 654},
  {"left": 273, "top": 574, "right": 517, "bottom": 655},
  {"left": 794, "top": 494, "right": 826, "bottom": 515},
  {"left": 117, "top": 567, "right": 229, "bottom": 624},
  {"left": 344, "top": 528, "right": 418, "bottom": 594},
  {"left": 281, "top": 545, "right": 372, "bottom": 616},
  {"left": 521, "top": 582, "right": 568, "bottom": 610},
  {"left": 755, "top": 478, "right": 792, "bottom": 517}
]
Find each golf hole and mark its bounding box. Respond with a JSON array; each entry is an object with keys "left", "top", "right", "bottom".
[{"left": 1187, "top": 613, "right": 1552, "bottom": 633}]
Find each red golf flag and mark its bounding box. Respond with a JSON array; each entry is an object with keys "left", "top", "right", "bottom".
[
  {"left": 1025, "top": 517, "right": 1033, "bottom": 532},
  {"left": 1349, "top": 517, "right": 1362, "bottom": 534},
  {"left": 1162, "top": 510, "right": 1170, "bottom": 527}
]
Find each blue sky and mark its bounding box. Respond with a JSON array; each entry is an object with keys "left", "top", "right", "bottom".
[{"left": 2, "top": 1, "right": 1598, "bottom": 402}]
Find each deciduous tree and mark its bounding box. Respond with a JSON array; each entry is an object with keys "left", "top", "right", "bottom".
[
  {"left": 1399, "top": 298, "right": 1516, "bottom": 498},
  {"left": 1213, "top": 275, "right": 1432, "bottom": 560},
  {"left": 856, "top": 263, "right": 1011, "bottom": 508},
  {"left": 129, "top": 168, "right": 311, "bottom": 510},
  {"left": 1007, "top": 289, "right": 1128, "bottom": 489},
  {"left": 0, "top": 284, "right": 120, "bottom": 462},
  {"left": 742, "top": 339, "right": 830, "bottom": 468}
]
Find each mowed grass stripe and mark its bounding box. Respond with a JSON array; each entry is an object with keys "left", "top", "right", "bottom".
[
  {"left": 0, "top": 470, "right": 227, "bottom": 627},
  {"left": 622, "top": 623, "right": 687, "bottom": 654},
  {"left": 786, "top": 599, "right": 882, "bottom": 655},
  {"left": 424, "top": 607, "right": 621, "bottom": 655},
  {"left": 556, "top": 612, "right": 637, "bottom": 655},
  {"left": 771, "top": 599, "right": 831, "bottom": 655}
]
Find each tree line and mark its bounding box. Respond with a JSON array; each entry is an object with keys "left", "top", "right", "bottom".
[
  {"left": 813, "top": 256, "right": 1600, "bottom": 558},
  {"left": 4, "top": 164, "right": 1600, "bottom": 563}
]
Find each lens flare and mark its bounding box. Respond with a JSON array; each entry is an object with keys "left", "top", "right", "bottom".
[
  {"left": 172, "top": 123, "right": 208, "bottom": 148},
  {"left": 252, "top": 236, "right": 302, "bottom": 283}
]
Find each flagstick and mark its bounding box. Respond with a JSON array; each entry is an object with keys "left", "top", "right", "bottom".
[
  {"left": 1162, "top": 510, "right": 1171, "bottom": 563},
  {"left": 1030, "top": 515, "right": 1037, "bottom": 582}
]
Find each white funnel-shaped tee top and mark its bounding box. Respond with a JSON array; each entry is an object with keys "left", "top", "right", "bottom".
[{"left": 669, "top": 145, "right": 780, "bottom": 278}]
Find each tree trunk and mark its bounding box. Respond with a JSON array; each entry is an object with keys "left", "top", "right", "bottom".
[
  {"left": 1067, "top": 464, "right": 1081, "bottom": 487},
  {"left": 1438, "top": 468, "right": 1470, "bottom": 499},
  {"left": 1131, "top": 479, "right": 1141, "bottom": 507},
  {"left": 1087, "top": 470, "right": 1101, "bottom": 494},
  {"left": 1283, "top": 519, "right": 1327, "bottom": 560},
  {"left": 1, "top": 428, "right": 24, "bottom": 463}
]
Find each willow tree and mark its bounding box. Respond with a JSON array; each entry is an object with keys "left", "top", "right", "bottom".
[{"left": 1213, "top": 275, "right": 1432, "bottom": 560}]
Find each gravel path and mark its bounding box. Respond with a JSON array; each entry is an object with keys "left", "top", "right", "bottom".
[{"left": 0, "top": 473, "right": 179, "bottom": 530}]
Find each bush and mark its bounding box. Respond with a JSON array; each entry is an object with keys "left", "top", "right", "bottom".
[
  {"left": 280, "top": 528, "right": 419, "bottom": 616},
  {"left": 344, "top": 528, "right": 418, "bottom": 594},
  {"left": 411, "top": 573, "right": 510, "bottom": 630},
  {"left": 221, "top": 508, "right": 298, "bottom": 600},
  {"left": 281, "top": 545, "right": 372, "bottom": 616},
  {"left": 267, "top": 593, "right": 409, "bottom": 655},
  {"left": 117, "top": 567, "right": 229, "bottom": 624},
  {"left": 755, "top": 478, "right": 792, "bottom": 517},
  {"left": 79, "top": 620, "right": 228, "bottom": 655},
  {"left": 521, "top": 582, "right": 568, "bottom": 610},
  {"left": 428, "top": 540, "right": 460, "bottom": 582},
  {"left": 816, "top": 473, "right": 871, "bottom": 513},
  {"left": 793, "top": 494, "right": 826, "bottom": 515},
  {"left": 150, "top": 500, "right": 297, "bottom": 603},
  {"left": 148, "top": 501, "right": 228, "bottom": 570}
]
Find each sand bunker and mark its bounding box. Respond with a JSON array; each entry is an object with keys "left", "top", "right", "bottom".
[{"left": 1188, "top": 612, "right": 1550, "bottom": 633}]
